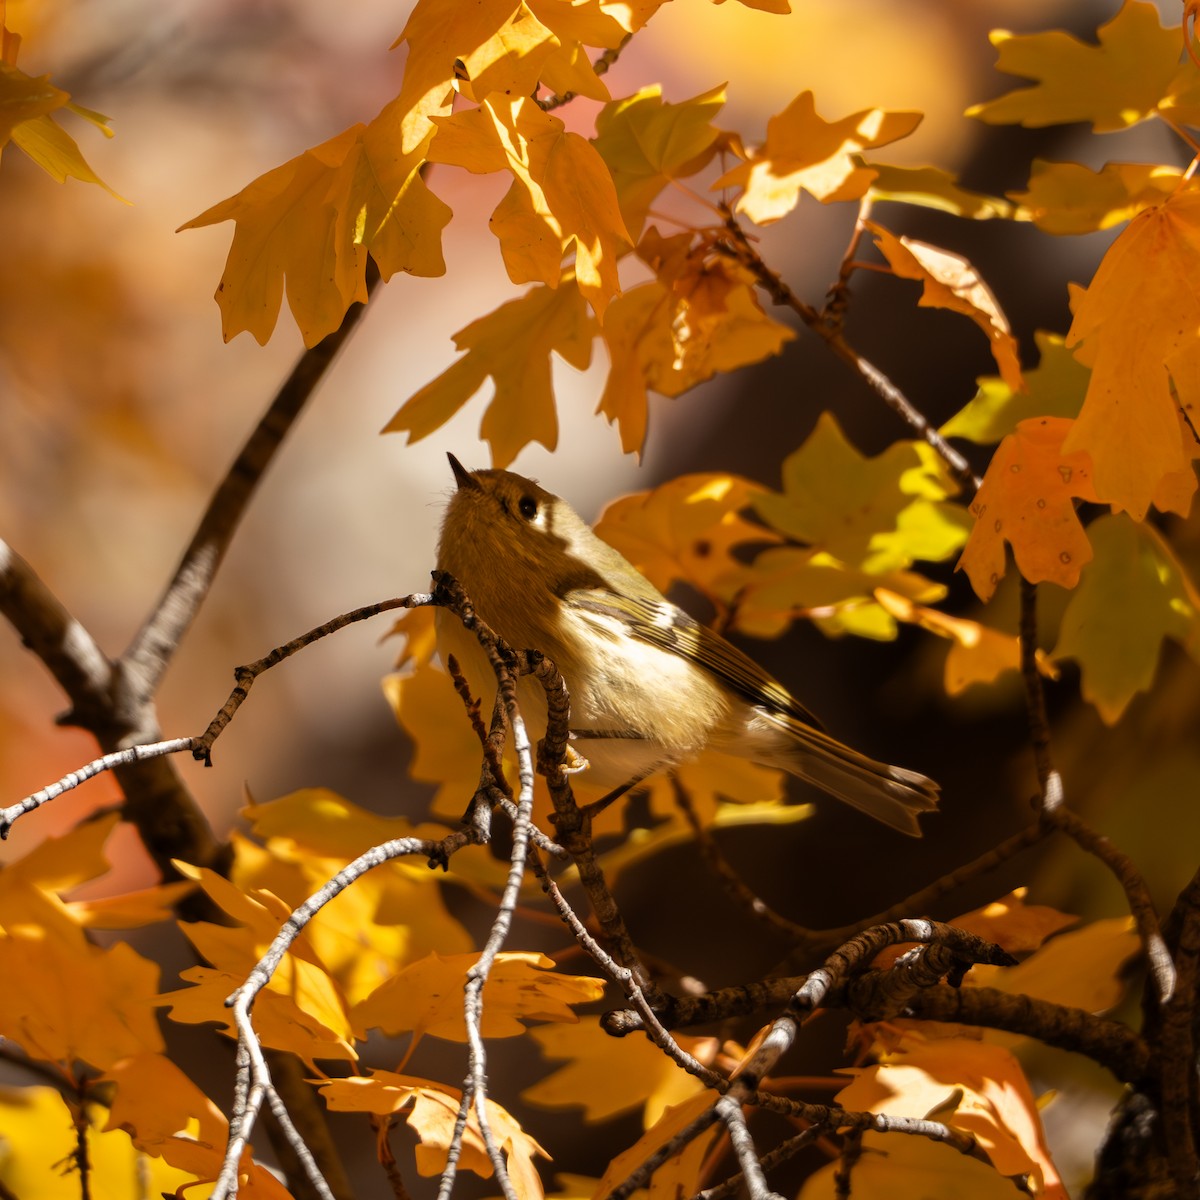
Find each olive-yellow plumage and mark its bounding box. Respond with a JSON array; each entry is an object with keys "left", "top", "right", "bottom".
[{"left": 436, "top": 454, "right": 938, "bottom": 835}]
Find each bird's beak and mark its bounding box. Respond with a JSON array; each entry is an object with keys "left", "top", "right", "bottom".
[{"left": 447, "top": 452, "right": 481, "bottom": 491}]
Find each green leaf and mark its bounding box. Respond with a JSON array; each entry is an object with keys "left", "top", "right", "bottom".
[
  {"left": 1054, "top": 514, "right": 1200, "bottom": 723},
  {"left": 942, "top": 331, "right": 1090, "bottom": 444},
  {"left": 753, "top": 412, "right": 970, "bottom": 573}
]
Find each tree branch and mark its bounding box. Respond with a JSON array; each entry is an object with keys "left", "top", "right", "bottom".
[{"left": 123, "top": 259, "right": 382, "bottom": 697}]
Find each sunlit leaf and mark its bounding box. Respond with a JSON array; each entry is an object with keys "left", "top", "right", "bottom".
[
  {"left": 1064, "top": 189, "right": 1200, "bottom": 519},
  {"left": 593, "top": 84, "right": 726, "bottom": 237},
  {"left": 714, "top": 91, "right": 921, "bottom": 222},
  {"left": 868, "top": 163, "right": 1014, "bottom": 219},
  {"left": 385, "top": 277, "right": 595, "bottom": 467}
]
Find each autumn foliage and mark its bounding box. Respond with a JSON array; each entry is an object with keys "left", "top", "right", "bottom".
[{"left": 2, "top": 2, "right": 1200, "bottom": 1199}]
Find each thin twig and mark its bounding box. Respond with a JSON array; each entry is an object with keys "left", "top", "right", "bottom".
[{"left": 717, "top": 209, "right": 980, "bottom": 495}]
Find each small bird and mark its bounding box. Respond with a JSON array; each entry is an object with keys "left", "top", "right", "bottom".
[{"left": 436, "top": 454, "right": 938, "bottom": 835}]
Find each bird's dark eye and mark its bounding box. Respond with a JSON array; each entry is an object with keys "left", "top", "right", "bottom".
[{"left": 518, "top": 495, "right": 538, "bottom": 520}]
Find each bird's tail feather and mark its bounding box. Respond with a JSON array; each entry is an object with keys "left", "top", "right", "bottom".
[{"left": 763, "top": 715, "right": 939, "bottom": 837}]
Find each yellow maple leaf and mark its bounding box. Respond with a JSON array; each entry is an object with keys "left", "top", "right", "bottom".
[
  {"left": 839, "top": 1038, "right": 1067, "bottom": 1196},
  {"left": 0, "top": 18, "right": 123, "bottom": 199},
  {"left": 967, "top": 0, "right": 1185, "bottom": 133},
  {"left": 1011, "top": 159, "right": 1182, "bottom": 235},
  {"left": 525, "top": 1019, "right": 713, "bottom": 1126},
  {"left": 732, "top": 547, "right": 947, "bottom": 641},
  {"left": 528, "top": 0, "right": 629, "bottom": 102},
  {"left": 180, "top": 113, "right": 449, "bottom": 346},
  {"left": 867, "top": 222, "right": 1022, "bottom": 392},
  {"left": 385, "top": 277, "right": 595, "bottom": 467},
  {"left": 592, "top": 472, "right": 774, "bottom": 601},
  {"left": 957, "top": 416, "right": 1099, "bottom": 602},
  {"left": 0, "top": 927, "right": 164, "bottom": 1071},
  {"left": 392, "top": 0, "right": 559, "bottom": 152},
  {"left": 320, "top": 1070, "right": 549, "bottom": 1198},
  {"left": 867, "top": 163, "right": 1014, "bottom": 220},
  {"left": 594, "top": 1091, "right": 719, "bottom": 1200},
  {"left": 799, "top": 1130, "right": 1022, "bottom": 1200},
  {"left": 0, "top": 1087, "right": 216, "bottom": 1200},
  {"left": 429, "top": 96, "right": 628, "bottom": 317},
  {"left": 1064, "top": 188, "right": 1200, "bottom": 519},
  {"left": 969, "top": 917, "right": 1138, "bottom": 1016},
  {"left": 713, "top": 91, "right": 921, "bottom": 223},
  {"left": 754, "top": 411, "right": 969, "bottom": 574},
  {"left": 592, "top": 84, "right": 726, "bottom": 238},
  {"left": 353, "top": 950, "right": 603, "bottom": 1044},
  {"left": 873, "top": 589, "right": 1058, "bottom": 695},
  {"left": 1053, "top": 514, "right": 1200, "bottom": 723},
  {"left": 234, "top": 797, "right": 474, "bottom": 1003}
]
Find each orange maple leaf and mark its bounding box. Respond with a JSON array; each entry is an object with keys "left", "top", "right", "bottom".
[
  {"left": 958, "top": 416, "right": 1099, "bottom": 602},
  {"left": 1064, "top": 188, "right": 1200, "bottom": 519}
]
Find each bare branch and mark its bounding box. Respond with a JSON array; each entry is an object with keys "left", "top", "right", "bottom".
[
  {"left": 123, "top": 260, "right": 382, "bottom": 695},
  {"left": 0, "top": 539, "right": 113, "bottom": 729}
]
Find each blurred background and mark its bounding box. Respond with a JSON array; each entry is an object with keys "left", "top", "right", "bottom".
[{"left": 1, "top": 0, "right": 1197, "bottom": 1193}]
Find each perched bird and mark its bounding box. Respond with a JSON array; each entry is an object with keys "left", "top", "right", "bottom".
[{"left": 436, "top": 454, "right": 938, "bottom": 835}]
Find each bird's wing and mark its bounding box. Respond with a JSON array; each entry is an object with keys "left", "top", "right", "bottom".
[{"left": 566, "top": 588, "right": 825, "bottom": 731}]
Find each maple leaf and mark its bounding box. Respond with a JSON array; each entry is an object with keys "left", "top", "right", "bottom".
[
  {"left": 592, "top": 84, "right": 726, "bottom": 238},
  {"left": 754, "top": 412, "right": 969, "bottom": 574},
  {"left": 1064, "top": 189, "right": 1200, "bottom": 519},
  {"left": 320, "top": 1070, "right": 549, "bottom": 1197},
  {"left": 968, "top": 918, "right": 1139, "bottom": 1023},
  {"left": 525, "top": 1019, "right": 714, "bottom": 1126},
  {"left": 0, "top": 927, "right": 164, "bottom": 1072},
  {"left": 384, "top": 277, "right": 594, "bottom": 467},
  {"left": 867, "top": 222, "right": 1022, "bottom": 392},
  {"left": 528, "top": 0, "right": 630, "bottom": 102},
  {"left": 874, "top": 589, "right": 1058, "bottom": 696},
  {"left": 392, "top": 0, "right": 559, "bottom": 152},
  {"left": 1011, "top": 159, "right": 1182, "bottom": 235},
  {"left": 181, "top": 113, "right": 450, "bottom": 346},
  {"left": 594, "top": 1091, "right": 720, "bottom": 1200},
  {"left": 1053, "top": 514, "right": 1200, "bottom": 723},
  {"left": 867, "top": 163, "right": 1014, "bottom": 220},
  {"left": 838, "top": 1039, "right": 1067, "bottom": 1197},
  {"left": 731, "top": 547, "right": 947, "bottom": 641},
  {"left": 713, "top": 91, "right": 921, "bottom": 223},
  {"left": 596, "top": 260, "right": 793, "bottom": 455},
  {"left": 351, "top": 950, "right": 604, "bottom": 1044},
  {"left": 957, "top": 416, "right": 1099, "bottom": 603},
  {"left": 429, "top": 96, "right": 628, "bottom": 316},
  {"left": 234, "top": 795, "right": 474, "bottom": 1003},
  {"left": 0, "top": 19, "right": 123, "bottom": 199},
  {"left": 942, "top": 331, "right": 1090, "bottom": 444},
  {"left": 967, "top": 0, "right": 1185, "bottom": 133},
  {"left": 591, "top": 472, "right": 775, "bottom": 602},
  {"left": 0, "top": 1087, "right": 225, "bottom": 1200},
  {"left": 799, "top": 1130, "right": 1022, "bottom": 1200}
]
